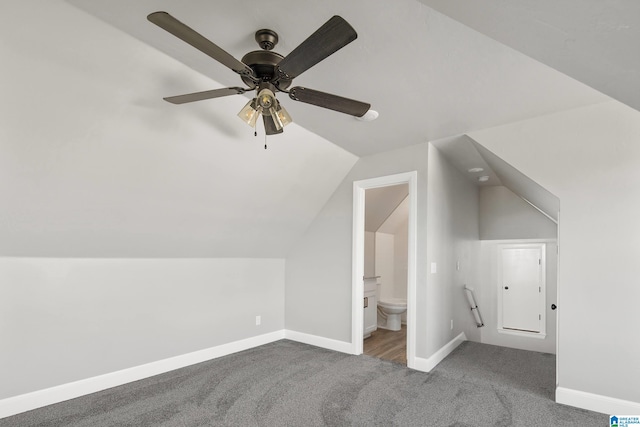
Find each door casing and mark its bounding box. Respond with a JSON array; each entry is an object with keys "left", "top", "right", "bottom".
[{"left": 352, "top": 171, "right": 417, "bottom": 368}]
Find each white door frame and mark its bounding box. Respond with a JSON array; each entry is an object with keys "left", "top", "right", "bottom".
[{"left": 352, "top": 171, "right": 418, "bottom": 368}]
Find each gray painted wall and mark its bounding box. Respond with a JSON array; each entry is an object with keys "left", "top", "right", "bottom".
[
  {"left": 284, "top": 142, "right": 481, "bottom": 359},
  {"left": 476, "top": 185, "right": 558, "bottom": 353},
  {"left": 0, "top": 258, "right": 285, "bottom": 399},
  {"left": 480, "top": 186, "right": 557, "bottom": 240},
  {"left": 470, "top": 100, "right": 640, "bottom": 403},
  {"left": 285, "top": 143, "right": 430, "bottom": 354},
  {"left": 426, "top": 145, "right": 481, "bottom": 351}
]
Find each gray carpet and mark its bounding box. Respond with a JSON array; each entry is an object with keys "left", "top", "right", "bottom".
[{"left": 1, "top": 340, "right": 606, "bottom": 426}]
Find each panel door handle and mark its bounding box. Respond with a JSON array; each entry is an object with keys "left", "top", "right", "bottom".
[
  {"left": 551, "top": 304, "right": 557, "bottom": 310},
  {"left": 504, "top": 286, "right": 509, "bottom": 290},
  {"left": 364, "top": 297, "right": 368, "bottom": 308}
]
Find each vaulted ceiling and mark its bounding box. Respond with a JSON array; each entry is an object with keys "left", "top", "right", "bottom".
[
  {"left": 2, "top": 0, "right": 636, "bottom": 257},
  {"left": 419, "top": 0, "right": 640, "bottom": 112},
  {"left": 67, "top": 0, "right": 611, "bottom": 156}
]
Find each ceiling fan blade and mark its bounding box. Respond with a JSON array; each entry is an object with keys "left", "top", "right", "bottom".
[
  {"left": 147, "top": 11, "right": 253, "bottom": 77},
  {"left": 289, "top": 87, "right": 370, "bottom": 117},
  {"left": 277, "top": 16, "right": 357, "bottom": 79},
  {"left": 263, "top": 115, "right": 283, "bottom": 135},
  {"left": 163, "top": 87, "right": 247, "bottom": 104}
]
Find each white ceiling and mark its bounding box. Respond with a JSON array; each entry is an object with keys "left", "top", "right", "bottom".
[
  {"left": 365, "top": 185, "right": 409, "bottom": 232},
  {"left": 433, "top": 135, "right": 559, "bottom": 222},
  {"left": 431, "top": 135, "right": 502, "bottom": 187},
  {"left": 419, "top": 0, "right": 640, "bottom": 112},
  {"left": 473, "top": 140, "right": 559, "bottom": 222},
  {"left": 67, "top": 0, "right": 609, "bottom": 157}
]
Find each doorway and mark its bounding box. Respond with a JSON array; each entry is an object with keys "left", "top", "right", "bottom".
[
  {"left": 362, "top": 184, "right": 409, "bottom": 363},
  {"left": 351, "top": 171, "right": 417, "bottom": 368}
]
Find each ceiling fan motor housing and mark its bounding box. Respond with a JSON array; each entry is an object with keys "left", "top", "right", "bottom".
[
  {"left": 240, "top": 49, "right": 292, "bottom": 90},
  {"left": 255, "top": 29, "right": 278, "bottom": 50}
]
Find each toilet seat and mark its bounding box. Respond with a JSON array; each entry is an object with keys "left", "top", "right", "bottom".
[{"left": 378, "top": 298, "right": 407, "bottom": 309}]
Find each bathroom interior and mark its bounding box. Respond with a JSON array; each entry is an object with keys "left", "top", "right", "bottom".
[{"left": 363, "top": 184, "right": 409, "bottom": 365}]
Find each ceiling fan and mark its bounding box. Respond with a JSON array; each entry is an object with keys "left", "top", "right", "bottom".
[{"left": 147, "top": 12, "right": 371, "bottom": 135}]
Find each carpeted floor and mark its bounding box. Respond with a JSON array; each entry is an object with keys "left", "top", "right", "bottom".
[{"left": 1, "top": 340, "right": 606, "bottom": 426}]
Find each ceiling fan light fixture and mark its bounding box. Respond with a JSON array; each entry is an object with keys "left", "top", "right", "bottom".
[
  {"left": 269, "top": 106, "right": 284, "bottom": 131},
  {"left": 275, "top": 101, "right": 292, "bottom": 128},
  {"left": 257, "top": 88, "right": 276, "bottom": 110},
  {"left": 238, "top": 98, "right": 261, "bottom": 128}
]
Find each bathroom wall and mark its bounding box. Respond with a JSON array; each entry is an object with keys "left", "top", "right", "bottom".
[
  {"left": 393, "top": 219, "right": 409, "bottom": 300},
  {"left": 364, "top": 231, "right": 375, "bottom": 278},
  {"left": 376, "top": 217, "right": 409, "bottom": 324},
  {"left": 374, "top": 232, "right": 395, "bottom": 300},
  {"left": 376, "top": 196, "right": 409, "bottom": 301},
  {"left": 0, "top": 257, "right": 285, "bottom": 400}
]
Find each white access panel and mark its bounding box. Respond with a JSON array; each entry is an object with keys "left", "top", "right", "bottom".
[{"left": 499, "top": 245, "right": 545, "bottom": 333}]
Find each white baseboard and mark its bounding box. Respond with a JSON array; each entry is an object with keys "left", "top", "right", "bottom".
[
  {"left": 284, "top": 330, "right": 353, "bottom": 354},
  {"left": 0, "top": 330, "right": 285, "bottom": 420},
  {"left": 12, "top": 330, "right": 636, "bottom": 420},
  {"left": 412, "top": 332, "right": 467, "bottom": 372},
  {"left": 556, "top": 386, "right": 640, "bottom": 415}
]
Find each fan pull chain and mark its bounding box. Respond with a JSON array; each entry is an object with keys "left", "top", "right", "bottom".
[{"left": 253, "top": 129, "right": 267, "bottom": 149}]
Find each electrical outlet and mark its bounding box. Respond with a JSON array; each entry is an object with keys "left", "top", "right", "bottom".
[{"left": 256, "top": 315, "right": 261, "bottom": 326}]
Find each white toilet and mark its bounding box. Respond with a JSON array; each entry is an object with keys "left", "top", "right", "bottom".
[{"left": 377, "top": 298, "right": 407, "bottom": 331}]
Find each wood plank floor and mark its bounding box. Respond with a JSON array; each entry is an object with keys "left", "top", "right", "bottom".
[{"left": 363, "top": 325, "right": 406, "bottom": 365}]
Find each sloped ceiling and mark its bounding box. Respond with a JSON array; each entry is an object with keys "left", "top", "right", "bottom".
[
  {"left": 419, "top": 0, "right": 640, "bottom": 112},
  {"left": 365, "top": 185, "right": 409, "bottom": 232},
  {"left": 473, "top": 139, "right": 560, "bottom": 223},
  {"left": 0, "top": 1, "right": 357, "bottom": 257},
  {"left": 433, "top": 135, "right": 559, "bottom": 222},
  {"left": 67, "top": 0, "right": 608, "bottom": 157},
  {"left": 431, "top": 135, "right": 502, "bottom": 187},
  {"left": 2, "top": 0, "right": 625, "bottom": 258}
]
